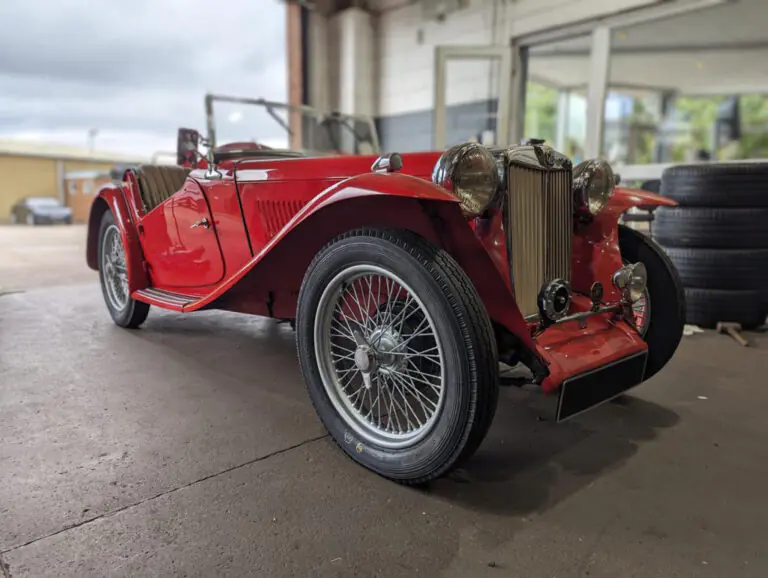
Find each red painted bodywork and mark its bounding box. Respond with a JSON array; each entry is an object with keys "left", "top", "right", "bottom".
[{"left": 86, "top": 148, "right": 676, "bottom": 393}]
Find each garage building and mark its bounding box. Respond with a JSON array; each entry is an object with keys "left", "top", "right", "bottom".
[
  {"left": 0, "top": 140, "right": 147, "bottom": 223},
  {"left": 287, "top": 0, "right": 768, "bottom": 177}
]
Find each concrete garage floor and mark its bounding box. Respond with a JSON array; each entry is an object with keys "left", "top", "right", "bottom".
[{"left": 2, "top": 225, "right": 768, "bottom": 577}]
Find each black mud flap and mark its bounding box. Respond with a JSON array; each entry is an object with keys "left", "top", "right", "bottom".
[{"left": 556, "top": 350, "right": 648, "bottom": 422}]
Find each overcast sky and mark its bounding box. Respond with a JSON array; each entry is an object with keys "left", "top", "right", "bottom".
[{"left": 0, "top": 0, "right": 287, "bottom": 156}]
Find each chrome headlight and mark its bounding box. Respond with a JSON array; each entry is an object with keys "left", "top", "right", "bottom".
[
  {"left": 432, "top": 143, "right": 500, "bottom": 216},
  {"left": 613, "top": 262, "right": 647, "bottom": 302},
  {"left": 573, "top": 158, "right": 615, "bottom": 215}
]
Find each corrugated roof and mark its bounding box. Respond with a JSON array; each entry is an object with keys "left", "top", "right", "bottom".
[{"left": 0, "top": 139, "right": 150, "bottom": 164}]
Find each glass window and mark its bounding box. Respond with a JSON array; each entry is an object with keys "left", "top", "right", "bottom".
[
  {"left": 603, "top": 0, "right": 768, "bottom": 166},
  {"left": 524, "top": 34, "right": 590, "bottom": 161}
]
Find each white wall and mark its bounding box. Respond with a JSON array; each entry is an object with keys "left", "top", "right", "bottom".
[{"left": 376, "top": 0, "right": 663, "bottom": 117}]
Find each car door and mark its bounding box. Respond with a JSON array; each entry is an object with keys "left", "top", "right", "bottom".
[{"left": 140, "top": 180, "right": 225, "bottom": 289}]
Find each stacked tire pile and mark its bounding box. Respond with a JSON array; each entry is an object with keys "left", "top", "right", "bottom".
[{"left": 652, "top": 163, "right": 768, "bottom": 330}]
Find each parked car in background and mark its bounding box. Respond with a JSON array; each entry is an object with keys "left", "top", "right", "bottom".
[{"left": 10, "top": 197, "right": 73, "bottom": 225}]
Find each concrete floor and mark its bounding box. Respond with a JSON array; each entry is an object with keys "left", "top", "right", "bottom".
[{"left": 2, "top": 225, "right": 768, "bottom": 577}]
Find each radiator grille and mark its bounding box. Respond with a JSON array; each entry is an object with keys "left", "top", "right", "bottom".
[{"left": 506, "top": 164, "right": 573, "bottom": 318}]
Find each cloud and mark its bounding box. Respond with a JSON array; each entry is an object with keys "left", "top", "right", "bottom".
[{"left": 0, "top": 0, "right": 288, "bottom": 156}]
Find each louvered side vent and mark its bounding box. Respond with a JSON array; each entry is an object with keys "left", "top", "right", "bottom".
[
  {"left": 257, "top": 200, "right": 307, "bottom": 238},
  {"left": 506, "top": 164, "right": 573, "bottom": 318}
]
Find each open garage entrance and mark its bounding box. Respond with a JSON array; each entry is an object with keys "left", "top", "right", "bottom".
[{"left": 427, "top": 0, "right": 767, "bottom": 180}]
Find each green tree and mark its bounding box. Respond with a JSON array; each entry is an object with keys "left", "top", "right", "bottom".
[{"left": 738, "top": 94, "right": 768, "bottom": 158}]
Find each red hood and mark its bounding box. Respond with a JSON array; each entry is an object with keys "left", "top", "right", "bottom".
[{"left": 223, "top": 151, "right": 443, "bottom": 183}]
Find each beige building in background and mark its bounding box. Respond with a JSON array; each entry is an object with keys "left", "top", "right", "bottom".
[{"left": 0, "top": 140, "right": 149, "bottom": 223}]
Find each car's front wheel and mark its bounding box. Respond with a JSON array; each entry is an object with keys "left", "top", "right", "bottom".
[
  {"left": 97, "top": 210, "right": 150, "bottom": 328},
  {"left": 619, "top": 225, "right": 685, "bottom": 380},
  {"left": 296, "top": 229, "right": 499, "bottom": 484}
]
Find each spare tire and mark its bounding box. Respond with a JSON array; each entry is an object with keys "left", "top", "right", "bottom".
[
  {"left": 660, "top": 163, "right": 768, "bottom": 207},
  {"left": 684, "top": 288, "right": 765, "bottom": 329},
  {"left": 653, "top": 207, "right": 768, "bottom": 249},
  {"left": 662, "top": 247, "right": 768, "bottom": 290}
]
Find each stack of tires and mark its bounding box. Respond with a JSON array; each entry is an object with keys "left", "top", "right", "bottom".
[{"left": 652, "top": 163, "right": 768, "bottom": 330}]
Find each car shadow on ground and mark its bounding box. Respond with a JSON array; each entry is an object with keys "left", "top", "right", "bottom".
[
  {"left": 128, "top": 309, "right": 680, "bottom": 523},
  {"left": 425, "top": 387, "right": 679, "bottom": 518}
]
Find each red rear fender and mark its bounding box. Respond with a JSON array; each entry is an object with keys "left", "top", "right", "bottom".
[{"left": 86, "top": 184, "right": 148, "bottom": 292}]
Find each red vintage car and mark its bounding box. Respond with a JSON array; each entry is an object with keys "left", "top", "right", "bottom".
[{"left": 86, "top": 95, "right": 685, "bottom": 484}]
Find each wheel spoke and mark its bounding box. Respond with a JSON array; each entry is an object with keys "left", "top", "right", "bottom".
[{"left": 389, "top": 371, "right": 439, "bottom": 412}]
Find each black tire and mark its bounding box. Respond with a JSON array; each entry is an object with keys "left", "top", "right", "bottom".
[
  {"left": 653, "top": 207, "right": 768, "bottom": 249},
  {"left": 296, "top": 228, "right": 498, "bottom": 484},
  {"left": 660, "top": 162, "right": 768, "bottom": 207},
  {"left": 619, "top": 226, "right": 686, "bottom": 381},
  {"left": 684, "top": 288, "right": 765, "bottom": 330},
  {"left": 97, "top": 210, "right": 150, "bottom": 329},
  {"left": 661, "top": 247, "right": 768, "bottom": 291}
]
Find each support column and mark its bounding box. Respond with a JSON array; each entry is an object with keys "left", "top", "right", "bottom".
[
  {"left": 555, "top": 90, "right": 571, "bottom": 152},
  {"left": 334, "top": 7, "right": 375, "bottom": 118},
  {"left": 508, "top": 42, "right": 528, "bottom": 145},
  {"left": 584, "top": 26, "right": 610, "bottom": 159},
  {"left": 307, "top": 11, "right": 330, "bottom": 112},
  {"left": 654, "top": 90, "right": 675, "bottom": 163},
  {"left": 287, "top": 2, "right": 304, "bottom": 150}
]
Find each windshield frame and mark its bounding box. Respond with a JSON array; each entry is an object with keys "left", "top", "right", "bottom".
[{"left": 204, "top": 93, "right": 381, "bottom": 156}]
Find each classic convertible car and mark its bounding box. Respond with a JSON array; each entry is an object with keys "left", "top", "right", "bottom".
[{"left": 86, "top": 94, "right": 685, "bottom": 484}]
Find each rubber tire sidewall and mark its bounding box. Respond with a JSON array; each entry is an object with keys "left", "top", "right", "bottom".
[
  {"left": 619, "top": 226, "right": 686, "bottom": 381},
  {"left": 661, "top": 247, "right": 768, "bottom": 291},
  {"left": 296, "top": 233, "right": 483, "bottom": 482},
  {"left": 660, "top": 162, "right": 768, "bottom": 207},
  {"left": 97, "top": 210, "right": 149, "bottom": 328},
  {"left": 653, "top": 207, "right": 768, "bottom": 249},
  {"left": 683, "top": 288, "right": 765, "bottom": 330}
]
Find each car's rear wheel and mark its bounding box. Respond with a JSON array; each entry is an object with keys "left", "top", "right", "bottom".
[
  {"left": 619, "top": 225, "right": 685, "bottom": 380},
  {"left": 296, "top": 228, "right": 498, "bottom": 484},
  {"left": 98, "top": 210, "right": 149, "bottom": 328}
]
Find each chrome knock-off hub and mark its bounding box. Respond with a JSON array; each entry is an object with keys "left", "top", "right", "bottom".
[
  {"left": 354, "top": 344, "right": 376, "bottom": 374},
  {"left": 368, "top": 328, "right": 405, "bottom": 373}
]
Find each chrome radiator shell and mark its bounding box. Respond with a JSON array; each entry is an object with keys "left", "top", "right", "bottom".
[{"left": 502, "top": 147, "right": 573, "bottom": 318}]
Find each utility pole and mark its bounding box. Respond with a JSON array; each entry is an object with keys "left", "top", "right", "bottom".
[{"left": 87, "top": 128, "right": 99, "bottom": 153}]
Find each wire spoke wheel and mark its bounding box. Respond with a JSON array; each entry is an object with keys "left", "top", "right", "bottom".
[
  {"left": 314, "top": 265, "right": 446, "bottom": 449},
  {"left": 101, "top": 224, "right": 130, "bottom": 312},
  {"left": 298, "top": 230, "right": 498, "bottom": 483}
]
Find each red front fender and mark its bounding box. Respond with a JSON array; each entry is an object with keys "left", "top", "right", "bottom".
[
  {"left": 572, "top": 186, "right": 676, "bottom": 302},
  {"left": 195, "top": 172, "right": 538, "bottom": 355},
  {"left": 86, "top": 184, "right": 148, "bottom": 292},
  {"left": 608, "top": 186, "right": 677, "bottom": 215}
]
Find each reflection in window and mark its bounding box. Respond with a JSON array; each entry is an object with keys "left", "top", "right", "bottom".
[
  {"left": 603, "top": 92, "right": 768, "bottom": 165},
  {"left": 524, "top": 82, "right": 587, "bottom": 161}
]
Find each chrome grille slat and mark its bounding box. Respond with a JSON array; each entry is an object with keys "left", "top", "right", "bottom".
[{"left": 507, "top": 164, "right": 572, "bottom": 318}]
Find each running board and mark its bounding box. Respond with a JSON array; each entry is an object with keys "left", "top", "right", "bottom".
[{"left": 133, "top": 288, "right": 199, "bottom": 311}]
